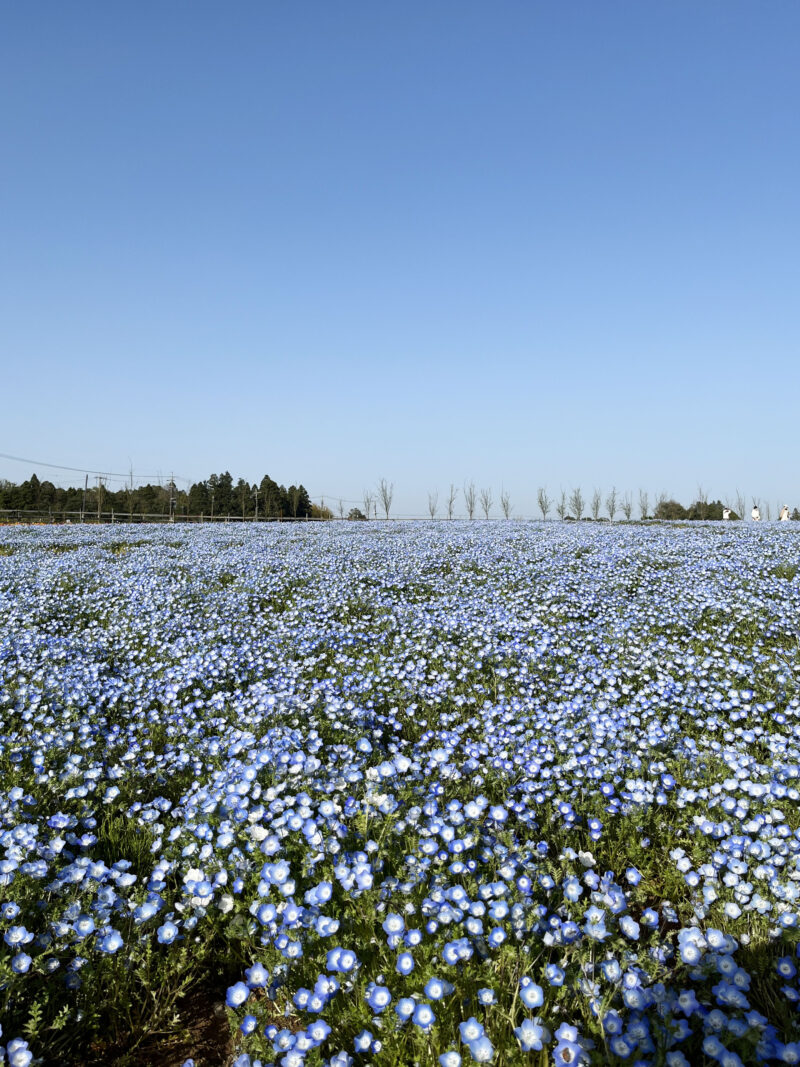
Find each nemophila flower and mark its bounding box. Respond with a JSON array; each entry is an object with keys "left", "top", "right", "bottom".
[
  {"left": 98, "top": 929, "right": 123, "bottom": 954},
  {"left": 12, "top": 952, "right": 33, "bottom": 974},
  {"left": 476, "top": 987, "right": 496, "bottom": 1005},
  {"left": 326, "top": 947, "right": 358, "bottom": 972},
  {"left": 619, "top": 915, "right": 640, "bottom": 940},
  {"left": 412, "top": 1002, "right": 435, "bottom": 1030},
  {"left": 553, "top": 1025, "right": 586, "bottom": 1065},
  {"left": 466, "top": 1035, "right": 495, "bottom": 1062},
  {"left": 459, "top": 1017, "right": 485, "bottom": 1044},
  {"left": 157, "top": 921, "right": 179, "bottom": 944},
  {"left": 425, "top": 977, "right": 453, "bottom": 1000},
  {"left": 546, "top": 964, "right": 565, "bottom": 986},
  {"left": 439, "top": 1053, "right": 462, "bottom": 1067},
  {"left": 239, "top": 1015, "right": 258, "bottom": 1035},
  {"left": 4, "top": 926, "right": 33, "bottom": 948},
  {"left": 365, "top": 983, "right": 391, "bottom": 1013},
  {"left": 353, "top": 1030, "right": 373, "bottom": 1053},
  {"left": 382, "top": 912, "right": 404, "bottom": 938},
  {"left": 5, "top": 1039, "right": 34, "bottom": 1067},
  {"left": 306, "top": 1020, "right": 331, "bottom": 1044},
  {"left": 487, "top": 927, "right": 505, "bottom": 948},
  {"left": 563, "top": 876, "right": 583, "bottom": 902},
  {"left": 395, "top": 951, "right": 414, "bottom": 975},
  {"left": 245, "top": 961, "right": 269, "bottom": 988},
  {"left": 226, "top": 982, "right": 249, "bottom": 1008},
  {"left": 519, "top": 978, "right": 544, "bottom": 1010},
  {"left": 395, "top": 997, "right": 416, "bottom": 1022},
  {"left": 515, "top": 1018, "right": 547, "bottom": 1051}
]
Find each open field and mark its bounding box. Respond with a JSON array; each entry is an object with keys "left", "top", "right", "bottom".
[{"left": 1, "top": 521, "right": 799, "bottom": 1066}]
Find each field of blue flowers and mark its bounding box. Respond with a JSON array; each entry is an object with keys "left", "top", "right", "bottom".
[{"left": 1, "top": 521, "right": 799, "bottom": 1067}]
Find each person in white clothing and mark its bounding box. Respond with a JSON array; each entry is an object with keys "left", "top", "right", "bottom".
[
  {"left": 751, "top": 505, "right": 761, "bottom": 521},
  {"left": 722, "top": 507, "right": 731, "bottom": 520},
  {"left": 779, "top": 505, "right": 790, "bottom": 521}
]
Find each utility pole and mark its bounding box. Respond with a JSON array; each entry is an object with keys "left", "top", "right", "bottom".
[
  {"left": 95, "top": 477, "right": 105, "bottom": 521},
  {"left": 253, "top": 486, "right": 259, "bottom": 522},
  {"left": 210, "top": 488, "right": 215, "bottom": 522},
  {"left": 81, "top": 475, "right": 88, "bottom": 522},
  {"left": 169, "top": 472, "right": 176, "bottom": 522}
]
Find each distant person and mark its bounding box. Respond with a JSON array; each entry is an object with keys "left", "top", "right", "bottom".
[
  {"left": 751, "top": 505, "right": 761, "bottom": 521},
  {"left": 779, "top": 505, "right": 790, "bottom": 521},
  {"left": 722, "top": 507, "right": 731, "bottom": 521}
]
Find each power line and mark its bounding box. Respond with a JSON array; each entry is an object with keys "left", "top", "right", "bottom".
[
  {"left": 0, "top": 452, "right": 390, "bottom": 506},
  {"left": 0, "top": 451, "right": 191, "bottom": 484}
]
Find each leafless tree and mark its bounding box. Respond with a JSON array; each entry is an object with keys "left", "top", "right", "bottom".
[
  {"left": 537, "top": 487, "right": 551, "bottom": 521},
  {"left": 591, "top": 488, "right": 602, "bottom": 520},
  {"left": 464, "top": 481, "right": 477, "bottom": 520},
  {"left": 735, "top": 490, "right": 745, "bottom": 522},
  {"left": 338, "top": 499, "right": 345, "bottom": 520},
  {"left": 479, "top": 487, "right": 493, "bottom": 520},
  {"left": 569, "top": 487, "right": 584, "bottom": 521},
  {"left": 697, "top": 484, "right": 709, "bottom": 520},
  {"left": 764, "top": 500, "right": 772, "bottom": 521},
  {"left": 428, "top": 490, "right": 438, "bottom": 520},
  {"left": 446, "top": 484, "right": 458, "bottom": 520},
  {"left": 606, "top": 486, "right": 618, "bottom": 521},
  {"left": 555, "top": 489, "right": 567, "bottom": 520},
  {"left": 655, "top": 491, "right": 668, "bottom": 517},
  {"left": 363, "top": 489, "right": 374, "bottom": 520},
  {"left": 621, "top": 492, "right": 633, "bottom": 521},
  {"left": 638, "top": 489, "right": 649, "bottom": 520},
  {"left": 377, "top": 479, "right": 394, "bottom": 520},
  {"left": 500, "top": 487, "right": 512, "bottom": 519}
]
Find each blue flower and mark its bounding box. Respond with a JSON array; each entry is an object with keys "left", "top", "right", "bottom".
[
  {"left": 226, "top": 982, "right": 249, "bottom": 1008},
  {"left": 412, "top": 1002, "right": 435, "bottom": 1030},
  {"left": 395, "top": 997, "right": 416, "bottom": 1022},
  {"left": 515, "top": 1018, "right": 547, "bottom": 1051},
  {"left": 98, "top": 929, "right": 123, "bottom": 954},
  {"left": 157, "top": 921, "right": 179, "bottom": 944},
  {"left": 459, "top": 1017, "right": 484, "bottom": 1043},
  {"left": 519, "top": 979, "right": 544, "bottom": 1010},
  {"left": 395, "top": 951, "right": 415, "bottom": 975},
  {"left": 364, "top": 983, "right": 391, "bottom": 1013},
  {"left": 466, "top": 1035, "right": 494, "bottom": 1062}
]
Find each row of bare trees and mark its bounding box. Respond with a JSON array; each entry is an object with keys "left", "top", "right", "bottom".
[
  {"left": 355, "top": 482, "right": 786, "bottom": 521},
  {"left": 422, "top": 484, "right": 646, "bottom": 521}
]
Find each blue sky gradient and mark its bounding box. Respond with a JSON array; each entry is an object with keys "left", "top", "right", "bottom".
[{"left": 2, "top": 3, "right": 798, "bottom": 515}]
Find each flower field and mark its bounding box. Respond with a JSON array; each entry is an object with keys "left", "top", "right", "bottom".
[{"left": 1, "top": 521, "right": 799, "bottom": 1067}]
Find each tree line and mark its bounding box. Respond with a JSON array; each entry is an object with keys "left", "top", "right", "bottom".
[
  {"left": 0, "top": 472, "right": 314, "bottom": 519},
  {"left": 1, "top": 472, "right": 797, "bottom": 522},
  {"left": 358, "top": 482, "right": 799, "bottom": 521}
]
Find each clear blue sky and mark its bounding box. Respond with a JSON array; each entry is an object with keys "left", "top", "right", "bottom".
[{"left": 2, "top": 2, "right": 798, "bottom": 516}]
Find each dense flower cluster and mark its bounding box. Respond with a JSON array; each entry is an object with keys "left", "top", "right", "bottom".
[{"left": 1, "top": 521, "right": 799, "bottom": 1064}]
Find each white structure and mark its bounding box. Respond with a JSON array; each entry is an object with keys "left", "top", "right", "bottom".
[
  {"left": 723, "top": 507, "right": 731, "bottom": 520},
  {"left": 751, "top": 505, "right": 761, "bottom": 521},
  {"left": 779, "top": 505, "right": 790, "bottom": 521}
]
